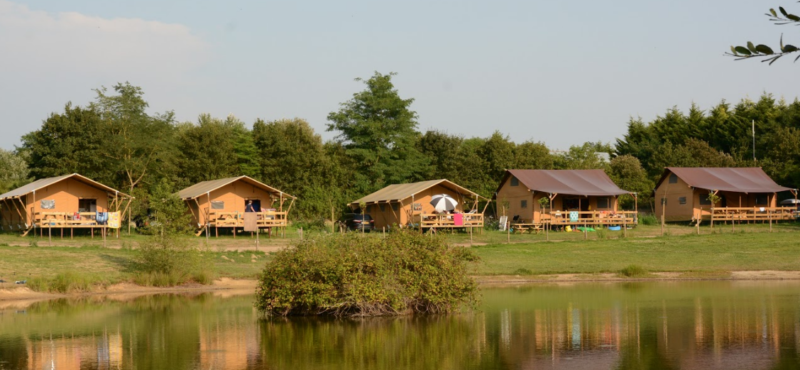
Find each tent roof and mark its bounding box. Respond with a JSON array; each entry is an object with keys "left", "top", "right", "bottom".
[
  {"left": 657, "top": 167, "right": 793, "bottom": 194},
  {"left": 350, "top": 179, "right": 485, "bottom": 205},
  {"left": 497, "top": 169, "right": 631, "bottom": 197},
  {"left": 178, "top": 176, "right": 295, "bottom": 200},
  {"left": 0, "top": 173, "right": 130, "bottom": 201}
]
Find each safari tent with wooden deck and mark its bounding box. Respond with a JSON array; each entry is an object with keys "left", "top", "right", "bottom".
[
  {"left": 654, "top": 167, "right": 797, "bottom": 224},
  {"left": 178, "top": 176, "right": 295, "bottom": 237},
  {"left": 0, "top": 173, "right": 131, "bottom": 238},
  {"left": 349, "top": 179, "right": 489, "bottom": 231},
  {"left": 495, "top": 169, "right": 637, "bottom": 232}
]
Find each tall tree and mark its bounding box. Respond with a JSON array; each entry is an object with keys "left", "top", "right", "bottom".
[
  {"left": 21, "top": 103, "right": 111, "bottom": 183},
  {"left": 417, "top": 130, "right": 464, "bottom": 181},
  {"left": 254, "top": 118, "right": 329, "bottom": 193},
  {"left": 606, "top": 155, "right": 654, "bottom": 210},
  {"left": 176, "top": 114, "right": 239, "bottom": 186},
  {"left": 0, "top": 149, "right": 30, "bottom": 194},
  {"left": 327, "top": 72, "right": 429, "bottom": 193},
  {"left": 90, "top": 82, "right": 177, "bottom": 195}
]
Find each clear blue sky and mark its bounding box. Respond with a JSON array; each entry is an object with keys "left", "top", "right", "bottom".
[{"left": 1, "top": 0, "right": 796, "bottom": 150}]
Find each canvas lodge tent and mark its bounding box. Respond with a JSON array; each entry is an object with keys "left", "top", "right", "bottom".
[
  {"left": 178, "top": 176, "right": 295, "bottom": 237},
  {"left": 0, "top": 174, "right": 131, "bottom": 238},
  {"left": 349, "top": 179, "right": 489, "bottom": 231},
  {"left": 654, "top": 167, "right": 797, "bottom": 225},
  {"left": 495, "top": 169, "right": 637, "bottom": 232}
]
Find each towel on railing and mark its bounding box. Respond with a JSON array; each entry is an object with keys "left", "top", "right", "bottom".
[
  {"left": 96, "top": 212, "right": 108, "bottom": 225},
  {"left": 569, "top": 212, "right": 579, "bottom": 222},
  {"left": 453, "top": 213, "right": 464, "bottom": 226},
  {"left": 73, "top": 212, "right": 81, "bottom": 220}
]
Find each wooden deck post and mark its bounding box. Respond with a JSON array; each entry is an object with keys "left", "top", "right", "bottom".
[
  {"left": 507, "top": 220, "right": 510, "bottom": 244},
  {"left": 623, "top": 214, "right": 627, "bottom": 238}
]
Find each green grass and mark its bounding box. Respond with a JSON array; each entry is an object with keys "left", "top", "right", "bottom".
[
  {"left": 0, "top": 244, "right": 270, "bottom": 292},
  {"left": 1, "top": 222, "right": 800, "bottom": 291},
  {"left": 470, "top": 231, "right": 800, "bottom": 275}
]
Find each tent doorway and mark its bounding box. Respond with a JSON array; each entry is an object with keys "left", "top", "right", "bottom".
[{"left": 245, "top": 199, "right": 261, "bottom": 212}]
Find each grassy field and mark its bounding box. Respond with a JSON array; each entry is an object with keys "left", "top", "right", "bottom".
[{"left": 1, "top": 222, "right": 799, "bottom": 292}]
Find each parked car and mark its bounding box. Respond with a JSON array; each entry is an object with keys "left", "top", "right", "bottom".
[{"left": 342, "top": 213, "right": 374, "bottom": 232}]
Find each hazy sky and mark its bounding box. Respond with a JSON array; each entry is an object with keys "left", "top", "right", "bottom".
[{"left": 1, "top": 0, "right": 797, "bottom": 151}]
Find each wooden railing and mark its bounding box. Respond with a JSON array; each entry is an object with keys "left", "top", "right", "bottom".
[
  {"left": 416, "top": 213, "right": 484, "bottom": 229},
  {"left": 710, "top": 207, "right": 795, "bottom": 223},
  {"left": 545, "top": 211, "right": 637, "bottom": 226},
  {"left": 34, "top": 211, "right": 109, "bottom": 228},
  {"left": 207, "top": 211, "right": 288, "bottom": 228}
]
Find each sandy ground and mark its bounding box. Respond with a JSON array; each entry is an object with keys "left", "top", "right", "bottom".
[
  {"left": 0, "top": 278, "right": 257, "bottom": 309},
  {"left": 3, "top": 271, "right": 800, "bottom": 308}
]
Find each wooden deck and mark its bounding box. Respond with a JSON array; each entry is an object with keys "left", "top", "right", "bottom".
[
  {"left": 416, "top": 213, "right": 484, "bottom": 229},
  {"left": 710, "top": 207, "right": 796, "bottom": 225},
  {"left": 204, "top": 211, "right": 289, "bottom": 237},
  {"left": 545, "top": 211, "right": 637, "bottom": 226}
]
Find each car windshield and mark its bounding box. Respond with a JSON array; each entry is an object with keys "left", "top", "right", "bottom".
[{"left": 353, "top": 214, "right": 372, "bottom": 221}]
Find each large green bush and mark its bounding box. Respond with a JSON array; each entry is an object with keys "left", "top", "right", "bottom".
[{"left": 255, "top": 231, "right": 479, "bottom": 317}]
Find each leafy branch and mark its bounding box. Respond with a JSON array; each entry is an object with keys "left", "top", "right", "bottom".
[{"left": 726, "top": 5, "right": 800, "bottom": 64}]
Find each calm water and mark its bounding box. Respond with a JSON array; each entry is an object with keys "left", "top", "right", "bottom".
[{"left": 2, "top": 282, "right": 800, "bottom": 370}]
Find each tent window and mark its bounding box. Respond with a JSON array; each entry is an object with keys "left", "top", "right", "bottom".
[
  {"left": 366, "top": 205, "right": 372, "bottom": 213},
  {"left": 755, "top": 194, "right": 769, "bottom": 205},
  {"left": 392, "top": 203, "right": 399, "bottom": 211},
  {"left": 521, "top": 200, "right": 527, "bottom": 208},
  {"left": 379, "top": 204, "right": 386, "bottom": 212},
  {"left": 699, "top": 195, "right": 712, "bottom": 205},
  {"left": 661, "top": 198, "right": 667, "bottom": 206},
  {"left": 211, "top": 201, "right": 225, "bottom": 210},
  {"left": 679, "top": 197, "right": 687, "bottom": 205},
  {"left": 596, "top": 197, "right": 609, "bottom": 209},
  {"left": 510, "top": 177, "right": 519, "bottom": 186},
  {"left": 78, "top": 199, "right": 97, "bottom": 212},
  {"left": 40, "top": 200, "right": 55, "bottom": 209},
  {"left": 669, "top": 174, "right": 678, "bottom": 184}
]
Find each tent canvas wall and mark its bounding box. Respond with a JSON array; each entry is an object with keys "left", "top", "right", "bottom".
[
  {"left": 654, "top": 167, "right": 793, "bottom": 222},
  {"left": 0, "top": 174, "right": 130, "bottom": 234},
  {"left": 178, "top": 176, "right": 295, "bottom": 234},
  {"left": 349, "top": 179, "right": 487, "bottom": 230},
  {"left": 495, "top": 169, "right": 633, "bottom": 224}
]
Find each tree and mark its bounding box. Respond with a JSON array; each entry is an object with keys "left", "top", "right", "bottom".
[
  {"left": 90, "top": 82, "right": 177, "bottom": 195},
  {"left": 176, "top": 114, "right": 239, "bottom": 186},
  {"left": 21, "top": 104, "right": 109, "bottom": 183},
  {"left": 0, "top": 149, "right": 30, "bottom": 194},
  {"left": 555, "top": 142, "right": 611, "bottom": 170},
  {"left": 327, "top": 72, "right": 429, "bottom": 194},
  {"left": 226, "top": 115, "right": 260, "bottom": 179},
  {"left": 727, "top": 5, "right": 800, "bottom": 64},
  {"left": 514, "top": 140, "right": 554, "bottom": 169},
  {"left": 417, "top": 130, "right": 464, "bottom": 180},
  {"left": 606, "top": 155, "right": 653, "bottom": 210}
]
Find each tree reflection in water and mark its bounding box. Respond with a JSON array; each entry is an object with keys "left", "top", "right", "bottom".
[{"left": 0, "top": 282, "right": 798, "bottom": 369}]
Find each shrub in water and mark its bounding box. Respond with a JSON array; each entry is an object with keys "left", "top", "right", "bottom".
[{"left": 256, "top": 231, "right": 479, "bottom": 317}]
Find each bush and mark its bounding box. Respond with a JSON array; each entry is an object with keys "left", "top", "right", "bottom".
[
  {"left": 619, "top": 264, "right": 648, "bottom": 277},
  {"left": 292, "top": 217, "right": 327, "bottom": 232},
  {"left": 27, "top": 272, "right": 110, "bottom": 293},
  {"left": 137, "top": 235, "right": 214, "bottom": 286},
  {"left": 255, "top": 231, "right": 479, "bottom": 317},
  {"left": 639, "top": 214, "right": 658, "bottom": 226}
]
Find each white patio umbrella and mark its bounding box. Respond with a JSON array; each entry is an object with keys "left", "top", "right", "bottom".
[{"left": 430, "top": 194, "right": 458, "bottom": 213}]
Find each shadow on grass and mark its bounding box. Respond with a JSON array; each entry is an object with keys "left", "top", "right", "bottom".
[{"left": 99, "top": 253, "right": 145, "bottom": 274}]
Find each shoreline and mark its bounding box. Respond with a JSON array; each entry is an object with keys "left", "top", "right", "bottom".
[{"left": 3, "top": 271, "right": 800, "bottom": 307}]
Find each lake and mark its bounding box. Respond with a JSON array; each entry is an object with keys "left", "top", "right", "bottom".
[{"left": 1, "top": 281, "right": 799, "bottom": 369}]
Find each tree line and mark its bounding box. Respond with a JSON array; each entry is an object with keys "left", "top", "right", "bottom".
[{"left": 1, "top": 72, "right": 799, "bottom": 227}]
